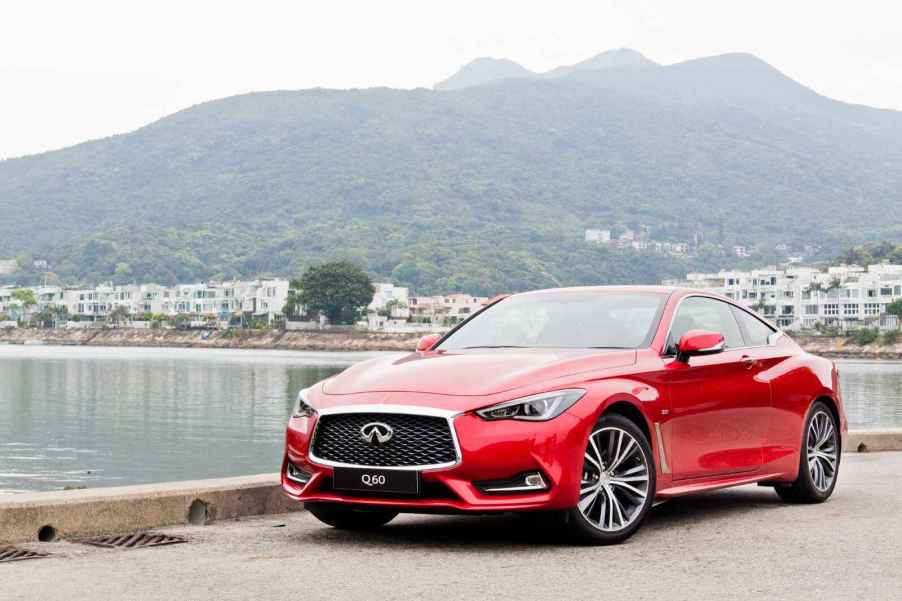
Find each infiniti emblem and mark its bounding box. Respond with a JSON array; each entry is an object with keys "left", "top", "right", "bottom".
[{"left": 360, "top": 422, "right": 393, "bottom": 446}]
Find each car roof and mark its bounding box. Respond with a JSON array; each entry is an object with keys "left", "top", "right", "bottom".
[{"left": 512, "top": 285, "right": 737, "bottom": 303}]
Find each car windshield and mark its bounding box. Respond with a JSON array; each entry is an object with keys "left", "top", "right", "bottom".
[{"left": 437, "top": 291, "right": 665, "bottom": 350}]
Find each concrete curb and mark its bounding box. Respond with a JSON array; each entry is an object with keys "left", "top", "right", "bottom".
[
  {"left": 846, "top": 429, "right": 902, "bottom": 453},
  {"left": 0, "top": 473, "right": 300, "bottom": 544}
]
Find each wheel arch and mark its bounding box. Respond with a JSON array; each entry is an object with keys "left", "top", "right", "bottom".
[
  {"left": 601, "top": 399, "right": 653, "bottom": 447},
  {"left": 811, "top": 394, "right": 842, "bottom": 452}
]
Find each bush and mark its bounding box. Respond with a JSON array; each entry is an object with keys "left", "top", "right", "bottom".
[
  {"left": 848, "top": 328, "right": 880, "bottom": 345},
  {"left": 882, "top": 329, "right": 900, "bottom": 345}
]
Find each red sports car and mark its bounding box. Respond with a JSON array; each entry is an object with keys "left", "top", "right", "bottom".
[{"left": 282, "top": 286, "right": 845, "bottom": 544}]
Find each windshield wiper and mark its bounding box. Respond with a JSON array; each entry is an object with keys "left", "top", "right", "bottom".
[{"left": 461, "top": 345, "right": 527, "bottom": 349}]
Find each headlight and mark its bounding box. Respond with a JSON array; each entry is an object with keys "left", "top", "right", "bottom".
[
  {"left": 292, "top": 388, "right": 316, "bottom": 418},
  {"left": 476, "top": 389, "right": 585, "bottom": 421}
]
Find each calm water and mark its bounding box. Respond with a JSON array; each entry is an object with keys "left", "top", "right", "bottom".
[
  {"left": 0, "top": 345, "right": 390, "bottom": 493},
  {"left": 0, "top": 347, "right": 899, "bottom": 492}
]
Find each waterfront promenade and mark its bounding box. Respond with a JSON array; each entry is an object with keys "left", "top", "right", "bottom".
[{"left": 4, "top": 452, "right": 901, "bottom": 601}]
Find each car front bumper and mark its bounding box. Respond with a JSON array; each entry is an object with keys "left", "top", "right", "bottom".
[{"left": 281, "top": 409, "right": 588, "bottom": 513}]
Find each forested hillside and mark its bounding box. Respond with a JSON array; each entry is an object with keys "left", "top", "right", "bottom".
[{"left": 2, "top": 51, "right": 901, "bottom": 294}]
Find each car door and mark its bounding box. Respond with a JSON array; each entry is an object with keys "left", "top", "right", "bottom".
[{"left": 662, "top": 296, "right": 771, "bottom": 480}]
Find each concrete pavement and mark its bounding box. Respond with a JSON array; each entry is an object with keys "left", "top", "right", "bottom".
[{"left": 4, "top": 452, "right": 901, "bottom": 601}]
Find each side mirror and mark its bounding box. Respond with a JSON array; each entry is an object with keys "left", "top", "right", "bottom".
[
  {"left": 416, "top": 333, "right": 442, "bottom": 352},
  {"left": 676, "top": 330, "right": 725, "bottom": 363}
]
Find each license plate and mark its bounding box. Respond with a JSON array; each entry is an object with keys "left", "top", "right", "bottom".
[{"left": 332, "top": 467, "right": 419, "bottom": 494}]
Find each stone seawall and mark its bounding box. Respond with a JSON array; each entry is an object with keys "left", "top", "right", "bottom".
[
  {"left": 2, "top": 328, "right": 902, "bottom": 357},
  {"left": 0, "top": 327, "right": 423, "bottom": 351},
  {"left": 794, "top": 336, "right": 902, "bottom": 360}
]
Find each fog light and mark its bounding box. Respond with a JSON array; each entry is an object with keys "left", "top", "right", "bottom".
[
  {"left": 475, "top": 471, "right": 549, "bottom": 494},
  {"left": 286, "top": 463, "right": 311, "bottom": 485},
  {"left": 524, "top": 473, "right": 546, "bottom": 488}
]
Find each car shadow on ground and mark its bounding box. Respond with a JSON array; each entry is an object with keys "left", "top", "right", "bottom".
[{"left": 295, "top": 485, "right": 785, "bottom": 549}]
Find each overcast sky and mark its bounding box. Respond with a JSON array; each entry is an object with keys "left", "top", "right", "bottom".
[{"left": 2, "top": 0, "right": 901, "bottom": 160}]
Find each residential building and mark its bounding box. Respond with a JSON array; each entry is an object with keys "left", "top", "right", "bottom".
[
  {"left": 364, "top": 283, "right": 411, "bottom": 330},
  {"left": 408, "top": 293, "right": 488, "bottom": 326},
  {"left": 665, "top": 264, "right": 902, "bottom": 330},
  {"left": 368, "top": 283, "right": 410, "bottom": 319},
  {"left": 0, "top": 260, "right": 17, "bottom": 276},
  {"left": 3, "top": 279, "right": 289, "bottom": 323},
  {"left": 584, "top": 229, "right": 612, "bottom": 244}
]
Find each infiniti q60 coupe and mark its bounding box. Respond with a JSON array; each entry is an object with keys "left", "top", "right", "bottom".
[{"left": 282, "top": 286, "right": 845, "bottom": 544}]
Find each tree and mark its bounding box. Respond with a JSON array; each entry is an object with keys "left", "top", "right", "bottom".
[
  {"left": 32, "top": 304, "right": 69, "bottom": 328},
  {"left": 379, "top": 298, "right": 406, "bottom": 318},
  {"left": 887, "top": 299, "right": 902, "bottom": 319},
  {"left": 282, "top": 278, "right": 304, "bottom": 320},
  {"left": 297, "top": 261, "right": 374, "bottom": 325},
  {"left": 12, "top": 288, "right": 37, "bottom": 308},
  {"left": 107, "top": 304, "right": 131, "bottom": 325},
  {"left": 11, "top": 288, "right": 37, "bottom": 323}
]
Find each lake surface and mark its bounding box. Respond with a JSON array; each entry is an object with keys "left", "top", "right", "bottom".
[
  {"left": 0, "top": 346, "right": 386, "bottom": 493},
  {"left": 1, "top": 346, "right": 900, "bottom": 492}
]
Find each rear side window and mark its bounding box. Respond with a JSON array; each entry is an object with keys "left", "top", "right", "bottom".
[
  {"left": 667, "top": 296, "right": 744, "bottom": 354},
  {"left": 732, "top": 307, "right": 776, "bottom": 346}
]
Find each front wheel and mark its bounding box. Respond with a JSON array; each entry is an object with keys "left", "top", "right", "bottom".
[
  {"left": 306, "top": 502, "right": 398, "bottom": 530},
  {"left": 775, "top": 401, "right": 840, "bottom": 503},
  {"left": 564, "top": 414, "right": 656, "bottom": 545}
]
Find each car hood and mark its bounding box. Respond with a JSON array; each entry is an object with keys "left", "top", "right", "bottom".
[{"left": 322, "top": 348, "right": 637, "bottom": 397}]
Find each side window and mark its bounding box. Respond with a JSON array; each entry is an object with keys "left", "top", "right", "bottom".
[
  {"left": 732, "top": 307, "right": 776, "bottom": 346},
  {"left": 667, "top": 297, "right": 744, "bottom": 354}
]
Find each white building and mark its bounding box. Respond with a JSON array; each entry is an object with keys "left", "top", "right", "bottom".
[
  {"left": 364, "top": 283, "right": 412, "bottom": 331},
  {"left": 409, "top": 293, "right": 488, "bottom": 326},
  {"left": 585, "top": 229, "right": 612, "bottom": 244},
  {"left": 666, "top": 264, "right": 902, "bottom": 330},
  {"left": 368, "top": 283, "right": 410, "bottom": 318},
  {"left": 0, "top": 260, "right": 17, "bottom": 276},
  {"left": 4, "top": 279, "right": 290, "bottom": 323}
]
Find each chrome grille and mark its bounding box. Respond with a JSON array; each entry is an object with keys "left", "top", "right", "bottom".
[{"left": 311, "top": 412, "right": 457, "bottom": 468}]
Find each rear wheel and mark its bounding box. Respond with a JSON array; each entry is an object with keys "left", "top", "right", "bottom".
[
  {"left": 775, "top": 401, "right": 840, "bottom": 503},
  {"left": 565, "top": 414, "right": 656, "bottom": 545},
  {"left": 306, "top": 502, "right": 398, "bottom": 530}
]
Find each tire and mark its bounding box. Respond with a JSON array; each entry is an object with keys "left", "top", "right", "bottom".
[
  {"left": 306, "top": 502, "right": 398, "bottom": 530},
  {"left": 775, "top": 401, "right": 840, "bottom": 504},
  {"left": 564, "top": 413, "right": 656, "bottom": 545}
]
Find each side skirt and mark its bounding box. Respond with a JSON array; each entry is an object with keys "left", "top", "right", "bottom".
[{"left": 654, "top": 471, "right": 787, "bottom": 498}]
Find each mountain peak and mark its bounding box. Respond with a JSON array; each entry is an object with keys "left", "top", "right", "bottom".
[
  {"left": 434, "top": 57, "right": 533, "bottom": 91},
  {"left": 434, "top": 48, "right": 659, "bottom": 90},
  {"left": 544, "top": 48, "right": 658, "bottom": 78}
]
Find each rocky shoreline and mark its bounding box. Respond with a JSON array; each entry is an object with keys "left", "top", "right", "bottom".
[
  {"left": 0, "top": 327, "right": 423, "bottom": 352},
  {"left": 792, "top": 336, "right": 902, "bottom": 360},
  {"left": 1, "top": 328, "right": 901, "bottom": 359}
]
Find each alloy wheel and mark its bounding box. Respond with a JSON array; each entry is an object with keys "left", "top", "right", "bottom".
[
  {"left": 579, "top": 426, "right": 651, "bottom": 532},
  {"left": 807, "top": 410, "right": 838, "bottom": 492}
]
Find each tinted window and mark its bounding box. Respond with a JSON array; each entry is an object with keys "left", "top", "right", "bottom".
[
  {"left": 438, "top": 292, "right": 665, "bottom": 350},
  {"left": 732, "top": 307, "right": 776, "bottom": 346},
  {"left": 667, "top": 297, "right": 743, "bottom": 354}
]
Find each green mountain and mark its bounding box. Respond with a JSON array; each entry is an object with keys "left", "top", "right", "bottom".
[{"left": 2, "top": 50, "right": 901, "bottom": 295}]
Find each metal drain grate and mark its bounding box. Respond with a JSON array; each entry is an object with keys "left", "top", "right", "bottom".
[
  {"left": 0, "top": 546, "right": 50, "bottom": 563},
  {"left": 79, "top": 532, "right": 188, "bottom": 550}
]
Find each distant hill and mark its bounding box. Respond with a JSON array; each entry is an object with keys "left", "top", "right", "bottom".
[
  {"left": 434, "top": 57, "right": 534, "bottom": 91},
  {"left": 434, "top": 48, "right": 658, "bottom": 90},
  {"left": 2, "top": 50, "right": 901, "bottom": 294}
]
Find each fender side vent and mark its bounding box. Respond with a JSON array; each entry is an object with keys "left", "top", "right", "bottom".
[{"left": 79, "top": 532, "right": 188, "bottom": 550}]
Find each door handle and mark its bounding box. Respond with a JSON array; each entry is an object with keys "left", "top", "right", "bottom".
[{"left": 741, "top": 355, "right": 757, "bottom": 370}]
